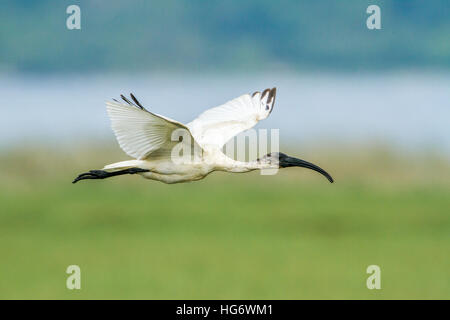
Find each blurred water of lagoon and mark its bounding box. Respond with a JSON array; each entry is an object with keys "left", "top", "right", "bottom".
[{"left": 1, "top": 72, "right": 449, "bottom": 155}]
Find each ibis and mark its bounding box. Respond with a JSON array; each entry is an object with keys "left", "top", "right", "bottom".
[{"left": 73, "top": 88, "right": 334, "bottom": 184}]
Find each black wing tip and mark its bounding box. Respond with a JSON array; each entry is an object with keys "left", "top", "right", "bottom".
[
  {"left": 130, "top": 93, "right": 146, "bottom": 110},
  {"left": 117, "top": 93, "right": 148, "bottom": 112},
  {"left": 120, "top": 94, "right": 133, "bottom": 105},
  {"left": 252, "top": 87, "right": 276, "bottom": 97},
  {"left": 268, "top": 87, "right": 276, "bottom": 101},
  {"left": 260, "top": 87, "right": 276, "bottom": 112}
]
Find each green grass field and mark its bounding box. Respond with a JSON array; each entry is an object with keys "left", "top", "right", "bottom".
[{"left": 0, "top": 146, "right": 449, "bottom": 299}]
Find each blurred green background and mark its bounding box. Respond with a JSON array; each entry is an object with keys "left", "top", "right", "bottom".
[
  {"left": 0, "top": 147, "right": 449, "bottom": 299},
  {"left": 0, "top": 0, "right": 449, "bottom": 299}
]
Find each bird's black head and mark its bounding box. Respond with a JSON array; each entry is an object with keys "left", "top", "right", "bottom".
[{"left": 258, "top": 152, "right": 334, "bottom": 183}]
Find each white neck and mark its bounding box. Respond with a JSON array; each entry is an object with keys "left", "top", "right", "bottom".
[{"left": 215, "top": 156, "right": 270, "bottom": 173}]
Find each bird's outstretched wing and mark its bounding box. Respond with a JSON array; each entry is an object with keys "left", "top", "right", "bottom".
[
  {"left": 106, "top": 94, "right": 201, "bottom": 160},
  {"left": 187, "top": 88, "right": 276, "bottom": 148}
]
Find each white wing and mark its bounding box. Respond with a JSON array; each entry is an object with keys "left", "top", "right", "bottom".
[
  {"left": 106, "top": 95, "right": 201, "bottom": 160},
  {"left": 187, "top": 88, "right": 276, "bottom": 148}
]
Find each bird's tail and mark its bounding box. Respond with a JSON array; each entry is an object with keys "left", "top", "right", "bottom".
[{"left": 102, "top": 160, "right": 144, "bottom": 171}]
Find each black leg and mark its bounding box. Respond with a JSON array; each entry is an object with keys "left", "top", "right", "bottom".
[{"left": 72, "top": 168, "right": 149, "bottom": 184}]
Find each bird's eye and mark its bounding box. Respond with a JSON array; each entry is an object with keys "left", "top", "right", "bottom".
[{"left": 179, "top": 136, "right": 183, "bottom": 142}]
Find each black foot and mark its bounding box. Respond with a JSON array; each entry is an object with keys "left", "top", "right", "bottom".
[{"left": 72, "top": 168, "right": 149, "bottom": 184}]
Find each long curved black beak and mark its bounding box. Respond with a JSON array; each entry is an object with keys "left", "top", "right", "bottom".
[{"left": 280, "top": 156, "right": 334, "bottom": 183}]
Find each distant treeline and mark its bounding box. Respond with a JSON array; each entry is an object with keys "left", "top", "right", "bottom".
[{"left": 1, "top": 0, "right": 449, "bottom": 73}]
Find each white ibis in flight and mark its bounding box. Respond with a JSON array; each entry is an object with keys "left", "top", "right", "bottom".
[{"left": 73, "top": 88, "right": 333, "bottom": 184}]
